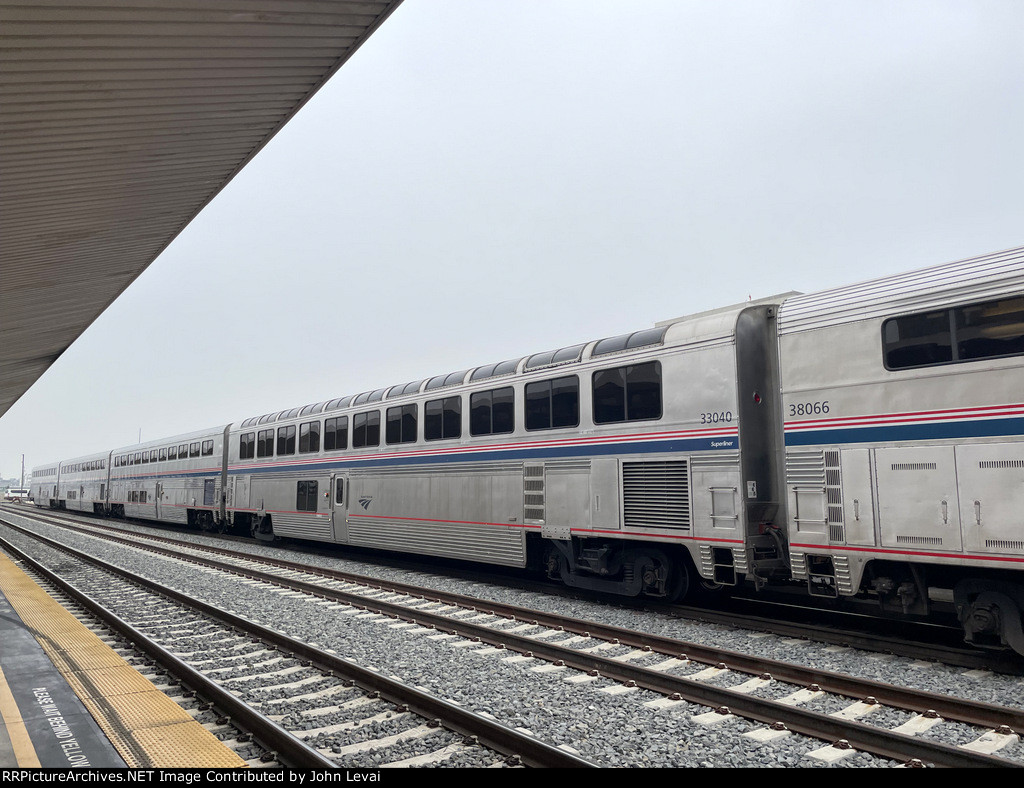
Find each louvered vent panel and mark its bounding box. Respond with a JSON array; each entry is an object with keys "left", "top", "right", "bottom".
[
  {"left": 896, "top": 535, "right": 943, "bottom": 546},
  {"left": 824, "top": 450, "right": 844, "bottom": 544},
  {"left": 622, "top": 460, "right": 690, "bottom": 531},
  {"left": 524, "top": 464, "right": 545, "bottom": 522},
  {"left": 987, "top": 540, "right": 1024, "bottom": 552},
  {"left": 980, "top": 460, "right": 1024, "bottom": 469},
  {"left": 786, "top": 450, "right": 826, "bottom": 486}
]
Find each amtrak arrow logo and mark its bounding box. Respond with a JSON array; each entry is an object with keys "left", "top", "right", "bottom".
[{"left": 358, "top": 496, "right": 373, "bottom": 510}]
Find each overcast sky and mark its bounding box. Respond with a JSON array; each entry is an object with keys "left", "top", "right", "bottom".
[{"left": 3, "top": 0, "right": 1024, "bottom": 480}]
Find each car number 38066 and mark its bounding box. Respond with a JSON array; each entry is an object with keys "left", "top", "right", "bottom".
[{"left": 788, "top": 401, "right": 830, "bottom": 417}]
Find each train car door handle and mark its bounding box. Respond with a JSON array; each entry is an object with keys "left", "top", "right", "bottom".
[
  {"left": 975, "top": 500, "right": 982, "bottom": 525},
  {"left": 941, "top": 500, "right": 948, "bottom": 524}
]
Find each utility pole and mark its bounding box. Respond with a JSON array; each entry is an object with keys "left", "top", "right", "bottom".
[{"left": 20, "top": 454, "right": 24, "bottom": 488}]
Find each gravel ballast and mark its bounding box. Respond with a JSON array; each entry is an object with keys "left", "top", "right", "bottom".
[{"left": 4, "top": 512, "right": 1024, "bottom": 768}]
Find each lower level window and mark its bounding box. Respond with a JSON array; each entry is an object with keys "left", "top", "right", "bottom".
[{"left": 296, "top": 480, "right": 319, "bottom": 512}]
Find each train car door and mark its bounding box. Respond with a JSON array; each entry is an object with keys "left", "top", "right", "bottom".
[
  {"left": 155, "top": 482, "right": 162, "bottom": 519},
  {"left": 331, "top": 473, "right": 349, "bottom": 543}
]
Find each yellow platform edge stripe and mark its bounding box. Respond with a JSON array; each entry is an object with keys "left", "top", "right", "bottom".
[{"left": 0, "top": 552, "right": 247, "bottom": 768}]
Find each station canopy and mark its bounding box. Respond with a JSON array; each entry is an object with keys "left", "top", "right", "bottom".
[{"left": 0, "top": 0, "right": 404, "bottom": 419}]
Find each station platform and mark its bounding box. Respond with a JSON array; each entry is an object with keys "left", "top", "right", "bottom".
[{"left": 0, "top": 550, "right": 247, "bottom": 768}]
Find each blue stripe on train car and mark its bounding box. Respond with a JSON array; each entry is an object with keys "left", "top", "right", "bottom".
[{"left": 784, "top": 416, "right": 1024, "bottom": 447}]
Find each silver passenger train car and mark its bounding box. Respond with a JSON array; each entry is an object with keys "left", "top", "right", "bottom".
[
  {"left": 30, "top": 247, "right": 1024, "bottom": 653},
  {"left": 777, "top": 248, "right": 1024, "bottom": 652},
  {"left": 107, "top": 426, "right": 229, "bottom": 527}
]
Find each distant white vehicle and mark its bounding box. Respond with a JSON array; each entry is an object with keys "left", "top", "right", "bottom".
[{"left": 3, "top": 488, "right": 29, "bottom": 503}]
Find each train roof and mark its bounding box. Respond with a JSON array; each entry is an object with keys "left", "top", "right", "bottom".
[
  {"left": 237, "top": 295, "right": 796, "bottom": 427},
  {"left": 56, "top": 450, "right": 111, "bottom": 466},
  {"left": 778, "top": 245, "right": 1024, "bottom": 335},
  {"left": 110, "top": 424, "right": 230, "bottom": 455}
]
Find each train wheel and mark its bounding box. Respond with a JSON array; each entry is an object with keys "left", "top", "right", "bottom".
[
  {"left": 662, "top": 562, "right": 689, "bottom": 602},
  {"left": 640, "top": 548, "right": 689, "bottom": 601},
  {"left": 692, "top": 576, "right": 731, "bottom": 601},
  {"left": 955, "top": 579, "right": 1024, "bottom": 656},
  {"left": 251, "top": 514, "right": 275, "bottom": 542}
]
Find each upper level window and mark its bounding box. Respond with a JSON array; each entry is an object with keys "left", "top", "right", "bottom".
[
  {"left": 386, "top": 404, "right": 417, "bottom": 444},
  {"left": 425, "top": 396, "right": 461, "bottom": 441},
  {"left": 353, "top": 410, "right": 380, "bottom": 448},
  {"left": 593, "top": 361, "right": 662, "bottom": 424},
  {"left": 526, "top": 375, "right": 579, "bottom": 431},
  {"left": 299, "top": 421, "right": 320, "bottom": 453},
  {"left": 883, "top": 296, "right": 1024, "bottom": 370},
  {"left": 277, "top": 425, "right": 296, "bottom": 456},
  {"left": 159, "top": 449, "right": 167, "bottom": 461},
  {"left": 178, "top": 444, "right": 188, "bottom": 458},
  {"left": 189, "top": 442, "right": 200, "bottom": 458},
  {"left": 257, "top": 429, "right": 274, "bottom": 458},
  {"left": 470, "top": 386, "right": 514, "bottom": 436},
  {"left": 324, "top": 416, "right": 348, "bottom": 451},
  {"left": 239, "top": 432, "right": 255, "bottom": 460},
  {"left": 201, "top": 440, "right": 214, "bottom": 457},
  {"left": 882, "top": 309, "right": 952, "bottom": 368},
  {"left": 168, "top": 446, "right": 177, "bottom": 461}
]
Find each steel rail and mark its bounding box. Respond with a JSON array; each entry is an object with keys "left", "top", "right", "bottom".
[
  {"left": 10, "top": 516, "right": 1017, "bottom": 768},
  {"left": 10, "top": 505, "right": 998, "bottom": 668},
  {"left": 0, "top": 533, "right": 337, "bottom": 769},
  {"left": 37, "top": 511, "right": 1024, "bottom": 733},
  {"left": 0, "top": 520, "right": 596, "bottom": 768}
]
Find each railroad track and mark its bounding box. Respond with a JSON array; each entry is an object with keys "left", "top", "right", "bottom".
[
  {"left": 11, "top": 503, "right": 1002, "bottom": 670},
  {"left": 3, "top": 507, "right": 1024, "bottom": 767},
  {"left": 0, "top": 516, "right": 593, "bottom": 768}
]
